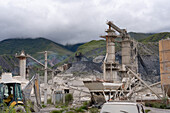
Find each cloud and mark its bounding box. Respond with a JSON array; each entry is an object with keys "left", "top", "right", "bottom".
[{"left": 0, "top": 0, "right": 170, "bottom": 44}]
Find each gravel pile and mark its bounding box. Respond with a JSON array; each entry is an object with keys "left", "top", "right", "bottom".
[{"left": 65, "top": 61, "right": 102, "bottom": 74}]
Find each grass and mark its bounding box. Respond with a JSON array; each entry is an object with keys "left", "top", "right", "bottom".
[
  {"left": 145, "top": 109, "right": 151, "bottom": 113},
  {"left": 145, "top": 97, "right": 170, "bottom": 109},
  {"left": 51, "top": 101, "right": 91, "bottom": 113},
  {"left": 89, "top": 108, "right": 99, "bottom": 113},
  {"left": 145, "top": 102, "right": 170, "bottom": 109}
]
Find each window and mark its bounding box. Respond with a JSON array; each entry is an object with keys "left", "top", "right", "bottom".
[
  {"left": 15, "top": 84, "right": 22, "bottom": 100},
  {"left": 0, "top": 84, "right": 3, "bottom": 103}
]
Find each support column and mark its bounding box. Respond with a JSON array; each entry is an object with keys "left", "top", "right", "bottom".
[
  {"left": 101, "top": 25, "right": 119, "bottom": 82},
  {"left": 122, "top": 39, "right": 131, "bottom": 66},
  {"left": 16, "top": 50, "right": 27, "bottom": 79},
  {"left": 107, "top": 38, "right": 115, "bottom": 62},
  {"left": 44, "top": 51, "right": 47, "bottom": 105}
]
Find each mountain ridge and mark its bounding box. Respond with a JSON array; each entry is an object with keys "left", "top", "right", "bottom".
[{"left": 139, "top": 32, "right": 170, "bottom": 42}]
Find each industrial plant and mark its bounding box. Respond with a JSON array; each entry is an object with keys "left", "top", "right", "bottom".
[{"left": 0, "top": 21, "right": 170, "bottom": 113}]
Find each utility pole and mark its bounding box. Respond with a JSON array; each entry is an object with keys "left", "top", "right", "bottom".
[{"left": 44, "top": 51, "right": 47, "bottom": 105}]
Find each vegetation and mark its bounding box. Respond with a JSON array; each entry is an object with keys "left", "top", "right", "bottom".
[
  {"left": 145, "top": 97, "right": 170, "bottom": 109},
  {"left": 89, "top": 107, "right": 99, "bottom": 113},
  {"left": 77, "top": 40, "right": 106, "bottom": 56},
  {"left": 0, "top": 38, "right": 73, "bottom": 74},
  {"left": 51, "top": 101, "right": 92, "bottom": 113},
  {"left": 129, "top": 32, "right": 154, "bottom": 41},
  {"left": 145, "top": 109, "right": 151, "bottom": 113},
  {"left": 139, "top": 32, "right": 170, "bottom": 42},
  {"left": 47, "top": 98, "right": 52, "bottom": 105},
  {"left": 50, "top": 110, "right": 63, "bottom": 113},
  {"left": 1, "top": 101, "right": 31, "bottom": 113},
  {"left": 42, "top": 104, "right": 47, "bottom": 108},
  {"left": 65, "top": 43, "right": 85, "bottom": 52},
  {"left": 0, "top": 38, "right": 72, "bottom": 56},
  {"left": 0, "top": 38, "right": 73, "bottom": 68},
  {"left": 65, "top": 93, "right": 73, "bottom": 105}
]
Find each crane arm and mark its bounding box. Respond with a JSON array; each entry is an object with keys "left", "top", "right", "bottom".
[
  {"left": 107, "top": 21, "right": 123, "bottom": 33},
  {"left": 27, "top": 54, "right": 60, "bottom": 72},
  {"left": 107, "top": 21, "right": 130, "bottom": 39}
]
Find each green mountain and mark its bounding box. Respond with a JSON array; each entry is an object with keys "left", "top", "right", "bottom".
[
  {"left": 76, "top": 40, "right": 106, "bottom": 57},
  {"left": 65, "top": 42, "right": 85, "bottom": 52},
  {"left": 0, "top": 38, "right": 72, "bottom": 56},
  {"left": 139, "top": 32, "right": 170, "bottom": 42},
  {"left": 0, "top": 38, "right": 73, "bottom": 72},
  {"left": 64, "top": 32, "right": 156, "bottom": 62},
  {"left": 128, "top": 32, "right": 154, "bottom": 40}
]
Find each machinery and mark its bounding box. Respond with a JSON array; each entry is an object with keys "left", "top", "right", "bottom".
[
  {"left": 0, "top": 73, "right": 41, "bottom": 112},
  {"left": 0, "top": 73, "right": 25, "bottom": 112}
]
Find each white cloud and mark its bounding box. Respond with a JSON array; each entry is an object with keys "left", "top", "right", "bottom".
[{"left": 0, "top": 0, "right": 169, "bottom": 44}]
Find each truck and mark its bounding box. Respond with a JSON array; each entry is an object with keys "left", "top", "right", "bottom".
[{"left": 100, "top": 101, "right": 145, "bottom": 113}]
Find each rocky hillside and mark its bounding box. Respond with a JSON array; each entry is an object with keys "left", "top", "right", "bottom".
[
  {"left": 129, "top": 32, "right": 154, "bottom": 40},
  {"left": 0, "top": 38, "right": 73, "bottom": 74},
  {"left": 0, "top": 55, "right": 18, "bottom": 75},
  {"left": 137, "top": 32, "right": 170, "bottom": 81},
  {"left": 60, "top": 32, "right": 170, "bottom": 83}
]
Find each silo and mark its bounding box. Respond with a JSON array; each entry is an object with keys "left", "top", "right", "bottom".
[{"left": 159, "top": 39, "right": 170, "bottom": 97}]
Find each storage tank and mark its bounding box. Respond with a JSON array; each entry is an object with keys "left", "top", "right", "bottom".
[{"left": 159, "top": 39, "right": 170, "bottom": 97}]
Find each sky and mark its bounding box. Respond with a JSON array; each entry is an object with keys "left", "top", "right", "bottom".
[{"left": 0, "top": 0, "right": 170, "bottom": 44}]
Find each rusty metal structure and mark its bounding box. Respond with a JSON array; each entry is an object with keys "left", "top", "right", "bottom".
[{"left": 159, "top": 38, "right": 170, "bottom": 97}]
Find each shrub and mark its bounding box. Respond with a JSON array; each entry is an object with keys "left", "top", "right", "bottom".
[
  {"left": 89, "top": 108, "right": 99, "bottom": 113},
  {"left": 42, "top": 104, "right": 46, "bottom": 108},
  {"left": 65, "top": 111, "right": 75, "bottom": 113},
  {"left": 50, "top": 110, "right": 62, "bottom": 113},
  {"left": 145, "top": 101, "right": 170, "bottom": 109},
  {"left": 145, "top": 109, "right": 151, "bottom": 113},
  {"left": 65, "top": 93, "right": 73, "bottom": 104},
  {"left": 47, "top": 98, "right": 52, "bottom": 104}
]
